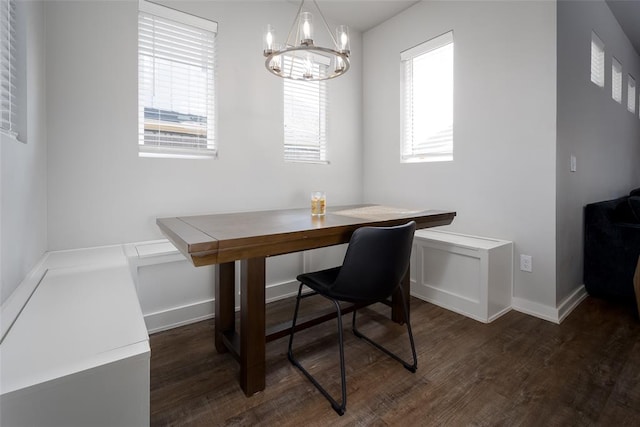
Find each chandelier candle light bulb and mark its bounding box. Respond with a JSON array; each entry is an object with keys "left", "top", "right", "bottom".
[
  {"left": 264, "top": 24, "right": 275, "bottom": 55},
  {"left": 269, "top": 44, "right": 282, "bottom": 72},
  {"left": 300, "top": 12, "right": 313, "bottom": 45},
  {"left": 336, "top": 25, "right": 350, "bottom": 54}
]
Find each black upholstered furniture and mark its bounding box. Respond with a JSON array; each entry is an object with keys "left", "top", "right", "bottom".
[
  {"left": 584, "top": 189, "right": 640, "bottom": 304},
  {"left": 287, "top": 221, "right": 417, "bottom": 415}
]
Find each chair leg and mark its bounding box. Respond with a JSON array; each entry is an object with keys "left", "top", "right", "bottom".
[
  {"left": 352, "top": 285, "right": 417, "bottom": 372},
  {"left": 288, "top": 286, "right": 347, "bottom": 416}
]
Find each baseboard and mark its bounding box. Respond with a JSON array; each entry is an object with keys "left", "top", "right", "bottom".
[
  {"left": 487, "top": 305, "right": 512, "bottom": 323},
  {"left": 145, "top": 299, "right": 215, "bottom": 334},
  {"left": 145, "top": 279, "right": 301, "bottom": 334},
  {"left": 557, "top": 285, "right": 588, "bottom": 323},
  {"left": 511, "top": 285, "right": 587, "bottom": 324},
  {"left": 266, "top": 279, "right": 300, "bottom": 304},
  {"left": 511, "top": 297, "right": 560, "bottom": 323}
]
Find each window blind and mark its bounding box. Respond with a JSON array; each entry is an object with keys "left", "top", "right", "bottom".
[
  {"left": 138, "top": 0, "right": 217, "bottom": 158},
  {"left": 283, "top": 57, "right": 328, "bottom": 163},
  {"left": 401, "top": 31, "right": 454, "bottom": 163},
  {"left": 0, "top": 0, "right": 16, "bottom": 136},
  {"left": 627, "top": 75, "right": 635, "bottom": 113},
  {"left": 612, "top": 58, "right": 622, "bottom": 104},
  {"left": 590, "top": 32, "right": 605, "bottom": 87}
]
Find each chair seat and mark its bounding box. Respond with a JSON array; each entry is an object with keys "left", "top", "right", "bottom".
[{"left": 297, "top": 267, "right": 375, "bottom": 304}]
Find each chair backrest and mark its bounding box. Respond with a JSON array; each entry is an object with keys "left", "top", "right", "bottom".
[{"left": 330, "top": 221, "right": 416, "bottom": 302}]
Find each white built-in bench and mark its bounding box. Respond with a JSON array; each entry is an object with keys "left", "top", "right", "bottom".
[
  {"left": 1, "top": 230, "right": 514, "bottom": 425},
  {"left": 411, "top": 230, "right": 513, "bottom": 323},
  {"left": 0, "top": 246, "right": 150, "bottom": 427}
]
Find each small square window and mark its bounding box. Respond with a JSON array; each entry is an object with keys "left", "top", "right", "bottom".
[
  {"left": 627, "top": 75, "right": 636, "bottom": 113},
  {"left": 590, "top": 32, "right": 605, "bottom": 87},
  {"left": 612, "top": 57, "right": 622, "bottom": 103}
]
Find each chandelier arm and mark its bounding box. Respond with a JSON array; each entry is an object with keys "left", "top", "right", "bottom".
[
  {"left": 285, "top": 0, "right": 306, "bottom": 48},
  {"left": 312, "top": 0, "right": 339, "bottom": 47}
]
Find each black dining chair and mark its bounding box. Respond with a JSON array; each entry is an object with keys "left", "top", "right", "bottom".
[{"left": 287, "top": 221, "right": 418, "bottom": 415}]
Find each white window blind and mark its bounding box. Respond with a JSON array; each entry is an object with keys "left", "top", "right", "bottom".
[
  {"left": 401, "top": 31, "right": 454, "bottom": 163},
  {"left": 283, "top": 57, "right": 328, "bottom": 163},
  {"left": 627, "top": 75, "right": 636, "bottom": 113},
  {"left": 0, "top": 0, "right": 16, "bottom": 137},
  {"left": 612, "top": 57, "right": 622, "bottom": 104},
  {"left": 138, "top": 0, "right": 217, "bottom": 158},
  {"left": 590, "top": 31, "right": 605, "bottom": 87}
]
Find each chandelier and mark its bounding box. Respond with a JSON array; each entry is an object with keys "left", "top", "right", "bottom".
[{"left": 263, "top": 0, "right": 350, "bottom": 81}]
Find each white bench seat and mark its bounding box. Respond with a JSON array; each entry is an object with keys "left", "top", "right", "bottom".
[{"left": 1, "top": 246, "right": 150, "bottom": 427}]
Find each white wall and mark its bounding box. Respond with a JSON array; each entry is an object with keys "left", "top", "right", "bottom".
[
  {"left": 362, "top": 1, "right": 558, "bottom": 308},
  {"left": 45, "top": 0, "right": 363, "bottom": 250},
  {"left": 556, "top": 0, "right": 640, "bottom": 302},
  {"left": 1, "top": 1, "right": 47, "bottom": 304}
]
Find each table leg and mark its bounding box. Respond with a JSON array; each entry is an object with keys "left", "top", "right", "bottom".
[
  {"left": 240, "top": 257, "right": 266, "bottom": 396},
  {"left": 391, "top": 266, "right": 410, "bottom": 324},
  {"left": 215, "top": 262, "right": 235, "bottom": 353}
]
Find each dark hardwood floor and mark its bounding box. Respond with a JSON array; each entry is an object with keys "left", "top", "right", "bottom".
[{"left": 150, "top": 296, "right": 640, "bottom": 426}]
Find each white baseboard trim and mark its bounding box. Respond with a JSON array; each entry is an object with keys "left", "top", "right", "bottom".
[
  {"left": 266, "top": 279, "right": 300, "bottom": 304},
  {"left": 487, "top": 305, "right": 512, "bottom": 323},
  {"left": 145, "top": 279, "right": 301, "bottom": 334},
  {"left": 145, "top": 299, "right": 215, "bottom": 334},
  {"left": 512, "top": 285, "right": 587, "bottom": 324},
  {"left": 557, "top": 285, "right": 588, "bottom": 323},
  {"left": 511, "top": 297, "right": 559, "bottom": 323}
]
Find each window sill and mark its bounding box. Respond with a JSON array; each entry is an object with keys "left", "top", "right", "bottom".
[
  {"left": 138, "top": 147, "right": 217, "bottom": 160},
  {"left": 1, "top": 129, "right": 24, "bottom": 143}
]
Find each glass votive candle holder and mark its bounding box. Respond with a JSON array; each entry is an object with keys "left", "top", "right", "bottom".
[{"left": 311, "top": 191, "right": 326, "bottom": 216}]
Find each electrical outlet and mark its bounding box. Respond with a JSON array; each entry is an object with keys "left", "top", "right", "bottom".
[{"left": 520, "top": 254, "right": 532, "bottom": 272}]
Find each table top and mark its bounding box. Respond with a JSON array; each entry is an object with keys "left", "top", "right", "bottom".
[{"left": 157, "top": 204, "right": 456, "bottom": 266}]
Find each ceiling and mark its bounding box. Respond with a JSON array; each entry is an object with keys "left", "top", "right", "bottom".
[
  {"left": 312, "top": 1, "right": 640, "bottom": 56},
  {"left": 297, "top": 1, "right": 420, "bottom": 32},
  {"left": 606, "top": 0, "right": 640, "bottom": 56}
]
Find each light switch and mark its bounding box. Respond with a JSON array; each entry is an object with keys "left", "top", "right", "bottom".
[{"left": 570, "top": 155, "right": 577, "bottom": 172}]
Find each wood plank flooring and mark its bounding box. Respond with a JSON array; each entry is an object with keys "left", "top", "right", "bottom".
[{"left": 150, "top": 296, "right": 640, "bottom": 426}]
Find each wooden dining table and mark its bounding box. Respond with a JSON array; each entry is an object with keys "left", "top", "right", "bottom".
[{"left": 157, "top": 204, "right": 456, "bottom": 396}]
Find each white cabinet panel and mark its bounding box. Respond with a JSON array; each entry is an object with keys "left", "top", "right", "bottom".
[{"left": 412, "top": 230, "right": 513, "bottom": 323}]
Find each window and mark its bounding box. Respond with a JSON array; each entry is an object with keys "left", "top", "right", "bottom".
[
  {"left": 138, "top": 0, "right": 217, "bottom": 158},
  {"left": 401, "top": 31, "right": 454, "bottom": 163},
  {"left": 590, "top": 31, "right": 605, "bottom": 87},
  {"left": 0, "top": 0, "right": 16, "bottom": 137},
  {"left": 283, "top": 57, "right": 328, "bottom": 163},
  {"left": 627, "top": 75, "right": 636, "bottom": 113},
  {"left": 612, "top": 57, "right": 622, "bottom": 103}
]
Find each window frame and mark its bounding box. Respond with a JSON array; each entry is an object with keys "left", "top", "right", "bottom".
[
  {"left": 400, "top": 31, "right": 454, "bottom": 164},
  {"left": 137, "top": 0, "right": 218, "bottom": 159}
]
